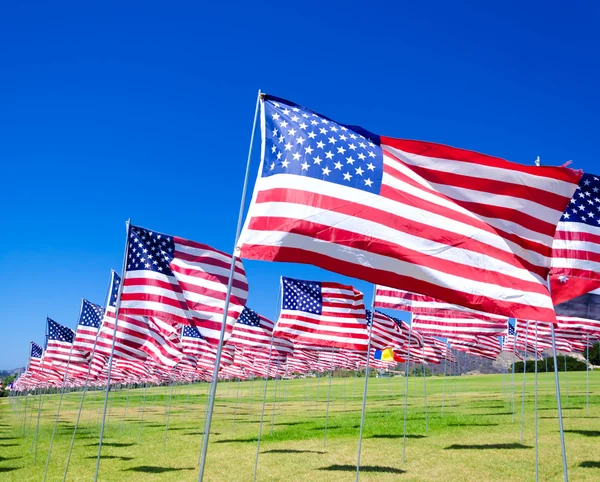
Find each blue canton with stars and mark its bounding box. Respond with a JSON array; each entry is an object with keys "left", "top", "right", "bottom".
[
  {"left": 47, "top": 318, "right": 74, "bottom": 343},
  {"left": 262, "top": 96, "right": 384, "bottom": 194},
  {"left": 281, "top": 277, "right": 322, "bottom": 315},
  {"left": 127, "top": 225, "right": 175, "bottom": 275},
  {"left": 238, "top": 307, "right": 261, "bottom": 327},
  {"left": 366, "top": 309, "right": 403, "bottom": 327},
  {"left": 182, "top": 325, "right": 203, "bottom": 339},
  {"left": 78, "top": 299, "right": 104, "bottom": 328},
  {"left": 31, "top": 342, "right": 43, "bottom": 358},
  {"left": 561, "top": 173, "right": 600, "bottom": 226},
  {"left": 107, "top": 271, "right": 121, "bottom": 308},
  {"left": 508, "top": 323, "right": 516, "bottom": 336}
]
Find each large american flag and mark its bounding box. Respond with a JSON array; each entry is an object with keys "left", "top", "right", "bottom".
[
  {"left": 28, "top": 342, "right": 44, "bottom": 372},
  {"left": 274, "top": 276, "right": 370, "bottom": 351},
  {"left": 552, "top": 173, "right": 600, "bottom": 280},
  {"left": 119, "top": 224, "right": 248, "bottom": 346},
  {"left": 73, "top": 298, "right": 105, "bottom": 358},
  {"left": 237, "top": 95, "right": 580, "bottom": 323}
]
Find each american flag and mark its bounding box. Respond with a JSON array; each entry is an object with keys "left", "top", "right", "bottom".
[
  {"left": 450, "top": 336, "right": 501, "bottom": 360},
  {"left": 28, "top": 342, "right": 44, "bottom": 372},
  {"left": 181, "top": 325, "right": 235, "bottom": 370},
  {"left": 366, "top": 310, "right": 422, "bottom": 352},
  {"left": 228, "top": 307, "right": 294, "bottom": 355},
  {"left": 274, "top": 276, "right": 370, "bottom": 351},
  {"left": 119, "top": 224, "right": 248, "bottom": 346},
  {"left": 411, "top": 313, "right": 508, "bottom": 338},
  {"left": 553, "top": 173, "right": 600, "bottom": 280},
  {"left": 95, "top": 271, "right": 184, "bottom": 368},
  {"left": 237, "top": 95, "right": 580, "bottom": 323},
  {"left": 45, "top": 318, "right": 88, "bottom": 365},
  {"left": 73, "top": 299, "right": 105, "bottom": 358}
]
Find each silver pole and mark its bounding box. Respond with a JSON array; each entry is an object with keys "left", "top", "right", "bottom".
[
  {"left": 43, "top": 336, "right": 77, "bottom": 482},
  {"left": 252, "top": 334, "right": 276, "bottom": 482},
  {"left": 441, "top": 345, "right": 447, "bottom": 417},
  {"left": 563, "top": 354, "right": 569, "bottom": 405},
  {"left": 520, "top": 321, "right": 530, "bottom": 443},
  {"left": 512, "top": 328, "right": 517, "bottom": 423},
  {"left": 163, "top": 374, "right": 176, "bottom": 451},
  {"left": 534, "top": 323, "right": 539, "bottom": 482},
  {"left": 198, "top": 89, "right": 261, "bottom": 482},
  {"left": 585, "top": 334, "right": 589, "bottom": 416},
  {"left": 354, "top": 287, "right": 376, "bottom": 482},
  {"left": 33, "top": 382, "right": 47, "bottom": 464},
  {"left": 551, "top": 324, "right": 569, "bottom": 482},
  {"left": 422, "top": 346, "right": 428, "bottom": 433},
  {"left": 402, "top": 322, "right": 413, "bottom": 464},
  {"left": 120, "top": 383, "right": 131, "bottom": 436},
  {"left": 232, "top": 348, "right": 245, "bottom": 431},
  {"left": 138, "top": 382, "right": 147, "bottom": 443},
  {"left": 324, "top": 345, "right": 335, "bottom": 448},
  {"left": 94, "top": 220, "right": 131, "bottom": 482},
  {"left": 269, "top": 362, "right": 281, "bottom": 435}
]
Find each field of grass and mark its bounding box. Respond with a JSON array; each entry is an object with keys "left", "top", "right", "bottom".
[{"left": 1, "top": 370, "right": 599, "bottom": 481}]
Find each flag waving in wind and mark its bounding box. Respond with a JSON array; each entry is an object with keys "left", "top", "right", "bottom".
[
  {"left": 119, "top": 224, "right": 249, "bottom": 346},
  {"left": 237, "top": 95, "right": 581, "bottom": 323}
]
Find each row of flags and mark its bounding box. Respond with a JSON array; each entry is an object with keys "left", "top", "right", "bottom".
[{"left": 9, "top": 94, "right": 600, "bottom": 391}]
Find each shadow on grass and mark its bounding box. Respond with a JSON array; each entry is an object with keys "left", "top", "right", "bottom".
[
  {"left": 86, "top": 455, "right": 134, "bottom": 461},
  {"left": 320, "top": 464, "right": 405, "bottom": 474},
  {"left": 183, "top": 431, "right": 221, "bottom": 436},
  {"left": 84, "top": 442, "right": 135, "bottom": 447},
  {"left": 262, "top": 449, "right": 324, "bottom": 454},
  {"left": 564, "top": 430, "right": 600, "bottom": 437},
  {"left": 0, "top": 437, "right": 17, "bottom": 440},
  {"left": 0, "top": 444, "right": 19, "bottom": 447},
  {"left": 478, "top": 412, "right": 512, "bottom": 416},
  {"left": 272, "top": 422, "right": 307, "bottom": 426},
  {"left": 0, "top": 456, "right": 22, "bottom": 462},
  {"left": 370, "top": 434, "right": 426, "bottom": 439},
  {"left": 0, "top": 467, "right": 20, "bottom": 473},
  {"left": 215, "top": 437, "right": 258, "bottom": 444},
  {"left": 446, "top": 443, "right": 531, "bottom": 450},
  {"left": 123, "top": 466, "right": 195, "bottom": 473},
  {"left": 580, "top": 461, "right": 600, "bottom": 468}
]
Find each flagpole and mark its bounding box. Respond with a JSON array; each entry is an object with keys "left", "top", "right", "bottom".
[
  {"left": 512, "top": 323, "right": 517, "bottom": 423},
  {"left": 163, "top": 371, "right": 176, "bottom": 451},
  {"left": 269, "top": 361, "right": 281, "bottom": 435},
  {"left": 441, "top": 344, "right": 447, "bottom": 417},
  {"left": 585, "top": 334, "right": 589, "bottom": 416},
  {"left": 64, "top": 293, "right": 110, "bottom": 481},
  {"left": 520, "top": 321, "right": 530, "bottom": 443},
  {"left": 324, "top": 345, "right": 335, "bottom": 448},
  {"left": 120, "top": 383, "right": 131, "bottom": 436},
  {"left": 232, "top": 348, "right": 245, "bottom": 431},
  {"left": 94, "top": 219, "right": 131, "bottom": 482},
  {"left": 43, "top": 321, "right": 78, "bottom": 482},
  {"left": 401, "top": 322, "right": 414, "bottom": 464},
  {"left": 550, "top": 323, "right": 569, "bottom": 481},
  {"left": 422, "top": 346, "right": 428, "bottom": 433},
  {"left": 354, "top": 286, "right": 376, "bottom": 481},
  {"left": 198, "top": 89, "right": 261, "bottom": 482},
  {"left": 138, "top": 381, "right": 147, "bottom": 443},
  {"left": 33, "top": 381, "right": 47, "bottom": 464},
  {"left": 563, "top": 354, "right": 569, "bottom": 405},
  {"left": 252, "top": 332, "right": 276, "bottom": 482},
  {"left": 534, "top": 323, "right": 539, "bottom": 482}
]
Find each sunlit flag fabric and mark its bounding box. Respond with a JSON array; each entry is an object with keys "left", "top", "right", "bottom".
[
  {"left": 274, "top": 276, "right": 370, "bottom": 351},
  {"left": 237, "top": 95, "right": 580, "bottom": 323},
  {"left": 45, "top": 318, "right": 88, "bottom": 365},
  {"left": 552, "top": 173, "right": 600, "bottom": 280},
  {"left": 96, "top": 271, "right": 184, "bottom": 368},
  {"left": 28, "top": 342, "right": 44, "bottom": 372},
  {"left": 119, "top": 224, "right": 249, "bottom": 346},
  {"left": 366, "top": 309, "right": 422, "bottom": 351},
  {"left": 73, "top": 298, "right": 105, "bottom": 358},
  {"left": 181, "top": 325, "right": 235, "bottom": 370}
]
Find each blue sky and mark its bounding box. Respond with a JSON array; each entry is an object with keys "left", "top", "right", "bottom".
[{"left": 1, "top": 1, "right": 599, "bottom": 368}]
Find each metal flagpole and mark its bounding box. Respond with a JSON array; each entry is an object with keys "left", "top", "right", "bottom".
[
  {"left": 43, "top": 325, "right": 78, "bottom": 482},
  {"left": 585, "top": 334, "right": 590, "bottom": 416},
  {"left": 441, "top": 344, "right": 447, "bottom": 417},
  {"left": 120, "top": 383, "right": 131, "bottom": 436},
  {"left": 402, "top": 320, "right": 413, "bottom": 464},
  {"left": 252, "top": 333, "right": 276, "bottom": 482},
  {"left": 269, "top": 362, "right": 281, "bottom": 435},
  {"left": 534, "top": 323, "right": 539, "bottom": 482},
  {"left": 314, "top": 369, "right": 320, "bottom": 420},
  {"left": 138, "top": 382, "right": 147, "bottom": 443},
  {"left": 94, "top": 220, "right": 131, "bottom": 482},
  {"left": 33, "top": 382, "right": 47, "bottom": 464},
  {"left": 232, "top": 348, "right": 245, "bottom": 431},
  {"left": 422, "top": 346, "right": 428, "bottom": 433},
  {"left": 563, "top": 354, "right": 569, "bottom": 405},
  {"left": 354, "top": 286, "right": 376, "bottom": 482},
  {"left": 549, "top": 323, "right": 569, "bottom": 481},
  {"left": 324, "top": 345, "right": 335, "bottom": 448},
  {"left": 512, "top": 323, "right": 517, "bottom": 423},
  {"left": 163, "top": 372, "right": 176, "bottom": 451},
  {"left": 386, "top": 365, "right": 390, "bottom": 417},
  {"left": 520, "top": 321, "right": 530, "bottom": 443},
  {"left": 198, "top": 89, "right": 261, "bottom": 482}
]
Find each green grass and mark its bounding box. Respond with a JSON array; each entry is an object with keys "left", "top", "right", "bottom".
[{"left": 1, "top": 371, "right": 599, "bottom": 481}]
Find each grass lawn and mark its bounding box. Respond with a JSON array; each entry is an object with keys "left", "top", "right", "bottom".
[{"left": 1, "top": 370, "right": 599, "bottom": 481}]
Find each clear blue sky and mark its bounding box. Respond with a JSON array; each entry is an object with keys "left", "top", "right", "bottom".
[{"left": 1, "top": 1, "right": 599, "bottom": 368}]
